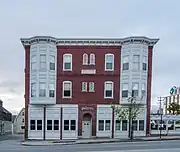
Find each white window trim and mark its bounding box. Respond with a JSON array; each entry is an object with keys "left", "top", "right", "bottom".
[
  {"left": 90, "top": 53, "right": 95, "bottom": 65},
  {"left": 63, "top": 54, "right": 72, "bottom": 71},
  {"left": 105, "top": 53, "right": 114, "bottom": 71},
  {"left": 62, "top": 81, "right": 72, "bottom": 98},
  {"left": 83, "top": 53, "right": 88, "bottom": 65},
  {"left": 104, "top": 81, "right": 114, "bottom": 99}
]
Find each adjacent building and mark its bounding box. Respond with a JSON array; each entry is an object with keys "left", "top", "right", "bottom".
[
  {"left": 12, "top": 108, "right": 25, "bottom": 134},
  {"left": 164, "top": 86, "right": 180, "bottom": 114},
  {"left": 21, "top": 36, "right": 159, "bottom": 140},
  {"left": 0, "top": 100, "right": 12, "bottom": 135}
]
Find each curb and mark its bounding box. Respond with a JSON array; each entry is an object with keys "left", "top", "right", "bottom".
[
  {"left": 21, "top": 138, "right": 180, "bottom": 146},
  {"left": 21, "top": 142, "right": 76, "bottom": 146}
]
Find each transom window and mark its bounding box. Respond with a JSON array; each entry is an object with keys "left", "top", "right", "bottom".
[
  {"left": 104, "top": 81, "right": 113, "bottom": 98},
  {"left": 105, "top": 54, "right": 114, "bottom": 71},
  {"left": 63, "top": 81, "right": 72, "bottom": 98},
  {"left": 63, "top": 54, "right": 72, "bottom": 71}
]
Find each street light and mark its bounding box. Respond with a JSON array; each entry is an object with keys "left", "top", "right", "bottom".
[{"left": 158, "top": 97, "right": 165, "bottom": 139}]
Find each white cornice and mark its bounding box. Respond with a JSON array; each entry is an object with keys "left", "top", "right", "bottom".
[{"left": 20, "top": 36, "right": 159, "bottom": 46}]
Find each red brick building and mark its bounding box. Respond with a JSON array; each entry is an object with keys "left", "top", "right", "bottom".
[{"left": 21, "top": 36, "right": 159, "bottom": 140}]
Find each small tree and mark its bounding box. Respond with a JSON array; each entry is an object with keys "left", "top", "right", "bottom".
[
  {"left": 112, "top": 102, "right": 143, "bottom": 120},
  {"left": 112, "top": 97, "right": 144, "bottom": 139},
  {"left": 167, "top": 102, "right": 180, "bottom": 115}
]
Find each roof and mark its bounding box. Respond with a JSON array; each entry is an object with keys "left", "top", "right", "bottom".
[
  {"left": 2, "top": 107, "right": 11, "bottom": 114},
  {"left": 20, "top": 36, "right": 159, "bottom": 47}
]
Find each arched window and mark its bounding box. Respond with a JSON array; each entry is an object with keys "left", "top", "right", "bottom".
[
  {"left": 90, "top": 53, "right": 95, "bottom": 65},
  {"left": 83, "top": 53, "right": 88, "bottom": 65}
]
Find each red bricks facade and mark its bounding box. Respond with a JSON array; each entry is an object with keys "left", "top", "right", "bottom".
[{"left": 56, "top": 46, "right": 121, "bottom": 105}]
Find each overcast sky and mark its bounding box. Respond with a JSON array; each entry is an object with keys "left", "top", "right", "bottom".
[{"left": 0, "top": 0, "right": 179, "bottom": 114}]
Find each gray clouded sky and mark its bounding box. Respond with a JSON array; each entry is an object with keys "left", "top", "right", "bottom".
[{"left": 0, "top": 0, "right": 179, "bottom": 114}]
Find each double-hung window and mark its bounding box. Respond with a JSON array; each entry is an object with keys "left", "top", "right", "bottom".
[
  {"left": 132, "top": 83, "right": 139, "bottom": 97},
  {"left": 63, "top": 54, "right": 72, "bottom": 71},
  {"left": 31, "top": 55, "right": 36, "bottom": 70},
  {"left": 49, "top": 55, "right": 55, "bottom": 70},
  {"left": 142, "top": 56, "right": 147, "bottom": 71},
  {"left": 31, "top": 83, "right": 36, "bottom": 97},
  {"left": 63, "top": 81, "right": 72, "bottom": 98},
  {"left": 40, "top": 54, "right": 47, "bottom": 70},
  {"left": 122, "top": 83, "right": 128, "bottom": 98},
  {"left": 122, "top": 56, "right": 129, "bottom": 70},
  {"left": 105, "top": 54, "right": 114, "bottom": 71},
  {"left": 49, "top": 83, "right": 55, "bottom": 97},
  {"left": 132, "top": 55, "right": 140, "bottom": 71},
  {"left": 104, "top": 81, "right": 113, "bottom": 98},
  {"left": 39, "top": 82, "right": 46, "bottom": 97}
]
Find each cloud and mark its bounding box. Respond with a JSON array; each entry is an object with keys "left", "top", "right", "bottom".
[{"left": 0, "top": 0, "right": 180, "bottom": 114}]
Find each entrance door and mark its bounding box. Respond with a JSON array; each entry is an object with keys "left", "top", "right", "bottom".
[
  {"left": 82, "top": 121, "right": 91, "bottom": 138},
  {"left": 82, "top": 113, "right": 92, "bottom": 138}
]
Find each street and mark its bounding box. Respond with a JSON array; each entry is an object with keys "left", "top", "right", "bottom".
[{"left": 0, "top": 135, "right": 180, "bottom": 152}]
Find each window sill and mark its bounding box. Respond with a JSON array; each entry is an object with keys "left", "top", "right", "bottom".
[
  {"left": 105, "top": 69, "right": 114, "bottom": 72},
  {"left": 62, "top": 97, "right": 72, "bottom": 99},
  {"left": 104, "top": 97, "right": 114, "bottom": 99},
  {"left": 63, "top": 69, "right": 72, "bottom": 71}
]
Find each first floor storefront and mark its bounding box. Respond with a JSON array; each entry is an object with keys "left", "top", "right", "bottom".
[{"left": 26, "top": 104, "right": 147, "bottom": 140}]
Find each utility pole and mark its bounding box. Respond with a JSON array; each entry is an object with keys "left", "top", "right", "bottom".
[
  {"left": 128, "top": 91, "right": 134, "bottom": 140},
  {"left": 158, "top": 96, "right": 163, "bottom": 139},
  {"left": 128, "top": 97, "right": 133, "bottom": 139}
]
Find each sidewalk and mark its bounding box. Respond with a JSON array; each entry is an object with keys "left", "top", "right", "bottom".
[{"left": 21, "top": 136, "right": 180, "bottom": 146}]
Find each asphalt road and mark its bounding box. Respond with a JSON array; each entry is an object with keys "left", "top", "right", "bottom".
[{"left": 0, "top": 135, "right": 180, "bottom": 152}]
